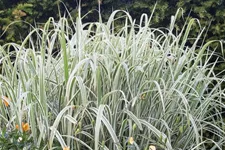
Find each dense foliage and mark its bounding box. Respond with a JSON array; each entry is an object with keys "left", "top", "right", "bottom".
[
  {"left": 0, "top": 0, "right": 225, "bottom": 73},
  {"left": 1, "top": 0, "right": 225, "bottom": 42},
  {"left": 0, "top": 7, "right": 225, "bottom": 149}
]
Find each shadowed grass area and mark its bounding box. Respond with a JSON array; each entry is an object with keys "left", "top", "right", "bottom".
[{"left": 0, "top": 8, "right": 224, "bottom": 150}]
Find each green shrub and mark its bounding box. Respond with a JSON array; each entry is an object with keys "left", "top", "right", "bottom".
[{"left": 0, "top": 127, "right": 36, "bottom": 149}]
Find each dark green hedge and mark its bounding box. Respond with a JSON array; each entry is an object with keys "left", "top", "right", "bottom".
[{"left": 1, "top": 0, "right": 225, "bottom": 43}]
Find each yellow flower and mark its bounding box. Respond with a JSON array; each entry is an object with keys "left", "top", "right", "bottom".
[
  {"left": 63, "top": 146, "right": 70, "bottom": 150},
  {"left": 15, "top": 124, "right": 19, "bottom": 130},
  {"left": 16, "top": 122, "right": 30, "bottom": 132},
  {"left": 2, "top": 96, "right": 10, "bottom": 107},
  {"left": 22, "top": 122, "right": 30, "bottom": 132},
  {"left": 149, "top": 145, "right": 156, "bottom": 150},
  {"left": 128, "top": 137, "right": 134, "bottom": 145}
]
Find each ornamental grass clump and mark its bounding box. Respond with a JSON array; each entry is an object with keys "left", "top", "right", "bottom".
[{"left": 0, "top": 7, "right": 224, "bottom": 150}]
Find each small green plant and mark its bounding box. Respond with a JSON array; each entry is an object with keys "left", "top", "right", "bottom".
[{"left": 0, "top": 127, "right": 36, "bottom": 149}]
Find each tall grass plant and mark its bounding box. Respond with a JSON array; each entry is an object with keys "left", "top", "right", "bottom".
[{"left": 0, "top": 7, "right": 224, "bottom": 150}]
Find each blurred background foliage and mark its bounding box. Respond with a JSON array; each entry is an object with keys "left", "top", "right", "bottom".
[{"left": 0, "top": 0, "right": 225, "bottom": 76}]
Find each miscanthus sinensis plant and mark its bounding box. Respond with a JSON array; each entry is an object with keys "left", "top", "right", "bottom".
[{"left": 0, "top": 7, "right": 225, "bottom": 150}]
